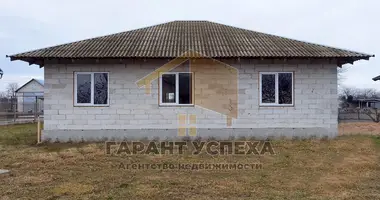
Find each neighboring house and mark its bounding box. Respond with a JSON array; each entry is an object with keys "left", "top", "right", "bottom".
[
  {"left": 15, "top": 79, "right": 44, "bottom": 113},
  {"left": 357, "top": 99, "right": 380, "bottom": 109},
  {"left": 7, "top": 21, "right": 375, "bottom": 141},
  {"left": 342, "top": 98, "right": 380, "bottom": 109}
]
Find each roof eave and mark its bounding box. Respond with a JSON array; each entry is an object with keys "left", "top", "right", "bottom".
[
  {"left": 7, "top": 54, "right": 374, "bottom": 67},
  {"left": 7, "top": 55, "right": 45, "bottom": 67},
  {"left": 337, "top": 54, "right": 375, "bottom": 66}
]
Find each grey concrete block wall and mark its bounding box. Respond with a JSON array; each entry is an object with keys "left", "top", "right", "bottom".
[{"left": 42, "top": 59, "right": 338, "bottom": 141}]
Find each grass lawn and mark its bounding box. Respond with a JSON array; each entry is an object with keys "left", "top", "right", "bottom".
[{"left": 0, "top": 123, "right": 380, "bottom": 199}]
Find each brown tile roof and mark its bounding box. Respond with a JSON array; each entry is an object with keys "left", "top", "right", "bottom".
[{"left": 8, "top": 20, "right": 374, "bottom": 62}]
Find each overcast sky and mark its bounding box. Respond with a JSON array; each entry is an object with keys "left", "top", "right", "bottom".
[{"left": 0, "top": 0, "right": 378, "bottom": 92}]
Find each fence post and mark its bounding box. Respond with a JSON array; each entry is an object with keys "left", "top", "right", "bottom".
[
  {"left": 37, "top": 115, "right": 41, "bottom": 143},
  {"left": 13, "top": 96, "right": 16, "bottom": 122},
  {"left": 357, "top": 109, "right": 360, "bottom": 120},
  {"left": 34, "top": 96, "right": 38, "bottom": 122}
]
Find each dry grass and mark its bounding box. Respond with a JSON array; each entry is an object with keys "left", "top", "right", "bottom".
[
  {"left": 0, "top": 123, "right": 379, "bottom": 199},
  {"left": 0, "top": 123, "right": 38, "bottom": 145},
  {"left": 340, "top": 121, "right": 380, "bottom": 135}
]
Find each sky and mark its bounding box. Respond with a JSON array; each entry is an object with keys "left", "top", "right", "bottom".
[{"left": 0, "top": 0, "right": 378, "bottom": 92}]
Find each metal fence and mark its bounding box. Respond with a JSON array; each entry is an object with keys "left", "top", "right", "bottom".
[
  {"left": 338, "top": 107, "right": 378, "bottom": 122},
  {"left": 1, "top": 97, "right": 376, "bottom": 124},
  {"left": 0, "top": 96, "right": 43, "bottom": 125}
]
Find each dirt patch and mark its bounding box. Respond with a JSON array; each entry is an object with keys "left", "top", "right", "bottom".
[
  {"left": 339, "top": 122, "right": 380, "bottom": 135},
  {"left": 52, "top": 182, "right": 94, "bottom": 196}
]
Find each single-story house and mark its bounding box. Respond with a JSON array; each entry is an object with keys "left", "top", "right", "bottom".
[
  {"left": 357, "top": 99, "right": 380, "bottom": 109},
  {"left": 15, "top": 78, "right": 44, "bottom": 113},
  {"left": 342, "top": 98, "right": 380, "bottom": 109},
  {"left": 7, "top": 20, "right": 375, "bottom": 141}
]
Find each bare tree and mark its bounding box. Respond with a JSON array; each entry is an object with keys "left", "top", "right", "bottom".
[
  {"left": 340, "top": 86, "right": 358, "bottom": 98},
  {"left": 361, "top": 89, "right": 374, "bottom": 98},
  {"left": 340, "top": 86, "right": 379, "bottom": 99},
  {"left": 0, "top": 91, "right": 7, "bottom": 98},
  {"left": 6, "top": 82, "right": 18, "bottom": 98},
  {"left": 362, "top": 109, "right": 380, "bottom": 123}
]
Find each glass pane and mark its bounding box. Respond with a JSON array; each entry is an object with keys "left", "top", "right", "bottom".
[
  {"left": 179, "top": 73, "right": 192, "bottom": 104},
  {"left": 261, "top": 74, "right": 275, "bottom": 103},
  {"left": 279, "top": 73, "right": 292, "bottom": 104},
  {"left": 162, "top": 74, "right": 176, "bottom": 103},
  {"left": 94, "top": 73, "right": 108, "bottom": 105},
  {"left": 77, "top": 74, "right": 92, "bottom": 104}
]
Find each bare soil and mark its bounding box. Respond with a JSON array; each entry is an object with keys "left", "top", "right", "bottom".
[{"left": 339, "top": 121, "right": 380, "bottom": 135}]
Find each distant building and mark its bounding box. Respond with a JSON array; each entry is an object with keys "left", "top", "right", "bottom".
[
  {"left": 15, "top": 79, "right": 44, "bottom": 113},
  {"left": 341, "top": 97, "right": 380, "bottom": 109},
  {"left": 356, "top": 98, "right": 380, "bottom": 109}
]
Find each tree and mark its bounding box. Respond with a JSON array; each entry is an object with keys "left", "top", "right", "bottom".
[
  {"left": 360, "top": 88, "right": 378, "bottom": 99},
  {"left": 6, "top": 82, "right": 18, "bottom": 98},
  {"left": 0, "top": 92, "right": 8, "bottom": 103},
  {"left": 340, "top": 86, "right": 358, "bottom": 98},
  {"left": 340, "top": 86, "right": 380, "bottom": 100}
]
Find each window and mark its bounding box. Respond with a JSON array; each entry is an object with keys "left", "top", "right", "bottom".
[
  {"left": 159, "top": 72, "right": 193, "bottom": 105},
  {"left": 74, "top": 72, "right": 109, "bottom": 106},
  {"left": 259, "top": 72, "right": 293, "bottom": 106}
]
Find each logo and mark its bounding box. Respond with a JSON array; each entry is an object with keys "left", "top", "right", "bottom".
[{"left": 106, "top": 141, "right": 275, "bottom": 155}]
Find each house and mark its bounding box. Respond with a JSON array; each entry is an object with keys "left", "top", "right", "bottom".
[
  {"left": 357, "top": 99, "right": 380, "bottom": 109},
  {"left": 7, "top": 21, "right": 374, "bottom": 141},
  {"left": 341, "top": 97, "right": 380, "bottom": 109},
  {"left": 15, "top": 78, "right": 44, "bottom": 113}
]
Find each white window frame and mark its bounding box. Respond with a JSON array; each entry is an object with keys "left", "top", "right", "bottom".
[
  {"left": 74, "top": 72, "right": 110, "bottom": 106},
  {"left": 159, "top": 72, "right": 194, "bottom": 106},
  {"left": 259, "top": 72, "right": 294, "bottom": 106}
]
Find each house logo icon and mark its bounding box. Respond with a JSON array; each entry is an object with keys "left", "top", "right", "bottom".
[{"left": 137, "top": 50, "right": 238, "bottom": 136}]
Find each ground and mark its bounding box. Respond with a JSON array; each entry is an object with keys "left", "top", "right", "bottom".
[
  {"left": 0, "top": 123, "right": 379, "bottom": 200},
  {"left": 339, "top": 121, "right": 380, "bottom": 135}
]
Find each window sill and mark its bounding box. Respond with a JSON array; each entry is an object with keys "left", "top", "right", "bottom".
[
  {"left": 159, "top": 104, "right": 195, "bottom": 107},
  {"left": 74, "top": 104, "right": 110, "bottom": 107},
  {"left": 259, "top": 104, "right": 294, "bottom": 108}
]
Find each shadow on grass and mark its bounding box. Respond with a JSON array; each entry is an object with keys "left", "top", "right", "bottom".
[
  {"left": 0, "top": 123, "right": 38, "bottom": 145},
  {"left": 36, "top": 142, "right": 104, "bottom": 152},
  {"left": 0, "top": 123, "right": 105, "bottom": 152}
]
